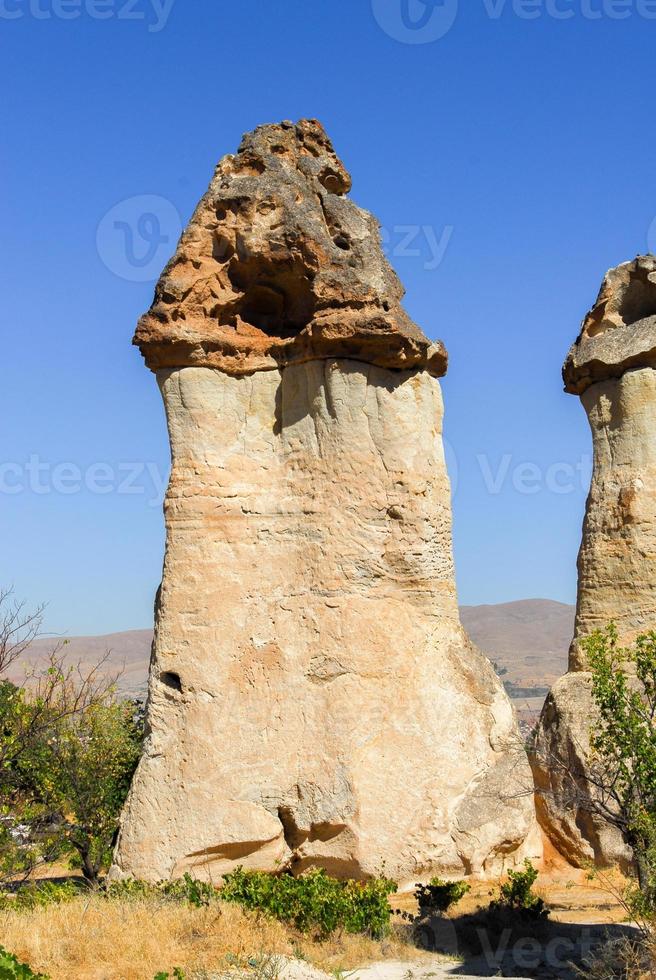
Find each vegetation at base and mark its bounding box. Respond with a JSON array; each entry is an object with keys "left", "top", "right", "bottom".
[
  {"left": 106, "top": 872, "right": 218, "bottom": 907},
  {"left": 578, "top": 935, "right": 655, "bottom": 980},
  {"left": 0, "top": 879, "right": 83, "bottom": 912},
  {"left": 3, "top": 867, "right": 396, "bottom": 940},
  {"left": 532, "top": 623, "right": 656, "bottom": 976},
  {"left": 0, "top": 589, "right": 144, "bottom": 887},
  {"left": 583, "top": 624, "right": 656, "bottom": 923},
  {"left": 220, "top": 866, "right": 397, "bottom": 938},
  {"left": 17, "top": 697, "right": 142, "bottom": 884},
  {"left": 394, "top": 876, "right": 470, "bottom": 923},
  {"left": 413, "top": 876, "right": 470, "bottom": 916},
  {"left": 489, "top": 859, "right": 548, "bottom": 919},
  {"left": 0, "top": 945, "right": 47, "bottom": 980},
  {"left": 0, "top": 889, "right": 411, "bottom": 980}
]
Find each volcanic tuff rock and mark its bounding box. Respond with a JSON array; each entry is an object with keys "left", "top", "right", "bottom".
[
  {"left": 534, "top": 256, "right": 656, "bottom": 868},
  {"left": 563, "top": 255, "right": 656, "bottom": 395},
  {"left": 134, "top": 118, "right": 446, "bottom": 378},
  {"left": 113, "top": 119, "right": 539, "bottom": 885}
]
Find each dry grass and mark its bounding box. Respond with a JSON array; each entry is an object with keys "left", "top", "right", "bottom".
[
  {"left": 0, "top": 895, "right": 416, "bottom": 980},
  {"left": 576, "top": 934, "right": 656, "bottom": 979}
]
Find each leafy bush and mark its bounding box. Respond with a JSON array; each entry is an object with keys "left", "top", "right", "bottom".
[
  {"left": 106, "top": 873, "right": 218, "bottom": 908},
  {"left": 0, "top": 945, "right": 48, "bottom": 980},
  {"left": 414, "top": 877, "right": 470, "bottom": 916},
  {"left": 153, "top": 971, "right": 185, "bottom": 980},
  {"left": 490, "top": 859, "right": 548, "bottom": 919},
  {"left": 160, "top": 873, "right": 217, "bottom": 907},
  {"left": 221, "top": 866, "right": 397, "bottom": 938},
  {"left": 0, "top": 588, "right": 144, "bottom": 888},
  {"left": 584, "top": 624, "right": 656, "bottom": 918},
  {"left": 20, "top": 698, "right": 143, "bottom": 885},
  {"left": 0, "top": 879, "right": 82, "bottom": 912},
  {"left": 104, "top": 876, "right": 157, "bottom": 901}
]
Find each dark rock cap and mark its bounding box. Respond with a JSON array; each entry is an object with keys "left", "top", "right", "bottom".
[
  {"left": 134, "top": 119, "right": 447, "bottom": 378},
  {"left": 564, "top": 255, "right": 656, "bottom": 395}
]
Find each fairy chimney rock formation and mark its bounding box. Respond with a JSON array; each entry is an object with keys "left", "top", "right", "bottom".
[
  {"left": 134, "top": 118, "right": 447, "bottom": 378},
  {"left": 113, "top": 119, "right": 538, "bottom": 885},
  {"left": 534, "top": 255, "right": 656, "bottom": 867}
]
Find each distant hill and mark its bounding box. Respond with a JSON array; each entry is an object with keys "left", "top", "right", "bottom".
[
  {"left": 8, "top": 629, "right": 153, "bottom": 698},
  {"left": 460, "top": 598, "right": 574, "bottom": 689},
  {"left": 8, "top": 599, "right": 575, "bottom": 715},
  {"left": 460, "top": 598, "right": 574, "bottom": 727}
]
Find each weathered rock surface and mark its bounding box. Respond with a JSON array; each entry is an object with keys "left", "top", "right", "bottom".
[
  {"left": 563, "top": 254, "right": 656, "bottom": 395},
  {"left": 134, "top": 119, "right": 446, "bottom": 378},
  {"left": 532, "top": 673, "right": 632, "bottom": 869},
  {"left": 534, "top": 256, "right": 656, "bottom": 867},
  {"left": 113, "top": 120, "right": 538, "bottom": 884},
  {"left": 569, "top": 366, "right": 656, "bottom": 668}
]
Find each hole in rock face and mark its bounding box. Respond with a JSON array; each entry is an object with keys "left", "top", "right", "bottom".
[
  {"left": 160, "top": 671, "right": 182, "bottom": 693},
  {"left": 235, "top": 153, "right": 265, "bottom": 176},
  {"left": 277, "top": 806, "right": 305, "bottom": 850},
  {"left": 619, "top": 276, "right": 656, "bottom": 326},
  {"left": 318, "top": 167, "right": 349, "bottom": 195},
  {"left": 212, "top": 232, "right": 234, "bottom": 263},
  {"left": 226, "top": 257, "right": 316, "bottom": 338},
  {"left": 277, "top": 805, "right": 346, "bottom": 853},
  {"left": 241, "top": 284, "right": 286, "bottom": 332}
]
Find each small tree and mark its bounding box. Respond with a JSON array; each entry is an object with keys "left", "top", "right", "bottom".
[
  {"left": 0, "top": 589, "right": 143, "bottom": 886},
  {"left": 20, "top": 696, "right": 143, "bottom": 884},
  {"left": 582, "top": 624, "right": 656, "bottom": 913},
  {"left": 490, "top": 859, "right": 548, "bottom": 919}
]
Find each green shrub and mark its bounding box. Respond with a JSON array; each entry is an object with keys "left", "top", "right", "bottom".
[
  {"left": 22, "top": 699, "right": 143, "bottom": 885},
  {"left": 0, "top": 945, "right": 48, "bottom": 980},
  {"left": 414, "top": 877, "right": 470, "bottom": 916},
  {"left": 221, "top": 867, "right": 397, "bottom": 938},
  {"left": 490, "top": 860, "right": 548, "bottom": 919},
  {"left": 0, "top": 879, "right": 83, "bottom": 912},
  {"left": 106, "top": 873, "right": 218, "bottom": 908},
  {"left": 161, "top": 873, "right": 217, "bottom": 908},
  {"left": 584, "top": 624, "right": 656, "bottom": 918},
  {"left": 152, "top": 971, "right": 185, "bottom": 980},
  {"left": 104, "top": 877, "right": 158, "bottom": 901}
]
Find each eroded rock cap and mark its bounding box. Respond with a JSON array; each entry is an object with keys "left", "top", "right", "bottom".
[
  {"left": 564, "top": 255, "right": 656, "bottom": 394},
  {"left": 134, "top": 119, "right": 447, "bottom": 377}
]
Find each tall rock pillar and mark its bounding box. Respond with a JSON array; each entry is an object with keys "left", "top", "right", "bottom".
[
  {"left": 112, "top": 119, "right": 538, "bottom": 885},
  {"left": 534, "top": 255, "right": 656, "bottom": 867}
]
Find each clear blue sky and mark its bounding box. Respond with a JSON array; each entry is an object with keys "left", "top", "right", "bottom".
[{"left": 2, "top": 0, "right": 654, "bottom": 635}]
